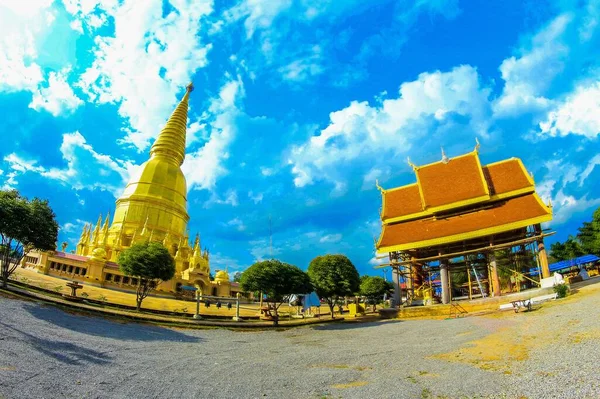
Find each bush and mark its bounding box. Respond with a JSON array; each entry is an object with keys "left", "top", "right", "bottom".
[{"left": 554, "top": 283, "right": 568, "bottom": 298}]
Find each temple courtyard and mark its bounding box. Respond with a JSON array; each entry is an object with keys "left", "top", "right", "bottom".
[{"left": 1, "top": 279, "right": 599, "bottom": 399}]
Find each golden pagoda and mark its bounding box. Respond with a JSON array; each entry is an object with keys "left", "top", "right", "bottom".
[{"left": 27, "top": 84, "right": 242, "bottom": 298}]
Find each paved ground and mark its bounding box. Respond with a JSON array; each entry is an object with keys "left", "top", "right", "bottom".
[{"left": 1, "top": 279, "right": 600, "bottom": 399}]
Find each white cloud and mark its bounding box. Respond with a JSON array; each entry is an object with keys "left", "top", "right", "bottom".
[
  {"left": 538, "top": 80, "right": 600, "bottom": 139},
  {"left": 183, "top": 77, "right": 244, "bottom": 191},
  {"left": 0, "top": 1, "right": 53, "bottom": 93},
  {"left": 61, "top": 219, "right": 87, "bottom": 233},
  {"left": 248, "top": 191, "right": 263, "bottom": 204},
  {"left": 29, "top": 69, "right": 83, "bottom": 116},
  {"left": 2, "top": 131, "right": 138, "bottom": 196},
  {"left": 209, "top": 252, "right": 246, "bottom": 272},
  {"left": 204, "top": 189, "right": 239, "bottom": 208},
  {"left": 320, "top": 233, "right": 342, "bottom": 243},
  {"left": 249, "top": 238, "right": 280, "bottom": 261},
  {"left": 536, "top": 156, "right": 600, "bottom": 226},
  {"left": 62, "top": 0, "right": 116, "bottom": 32},
  {"left": 226, "top": 217, "right": 246, "bottom": 231},
  {"left": 290, "top": 65, "right": 491, "bottom": 187},
  {"left": 493, "top": 14, "right": 571, "bottom": 117},
  {"left": 278, "top": 45, "right": 324, "bottom": 82},
  {"left": 77, "top": 0, "right": 213, "bottom": 150},
  {"left": 224, "top": 0, "right": 294, "bottom": 40},
  {"left": 260, "top": 167, "right": 275, "bottom": 176},
  {"left": 551, "top": 190, "right": 600, "bottom": 225},
  {"left": 580, "top": 154, "right": 600, "bottom": 186},
  {"left": 579, "top": 0, "right": 600, "bottom": 41}
]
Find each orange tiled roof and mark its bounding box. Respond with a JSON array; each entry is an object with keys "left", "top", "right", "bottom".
[
  {"left": 381, "top": 153, "right": 537, "bottom": 222},
  {"left": 482, "top": 158, "right": 533, "bottom": 195},
  {"left": 381, "top": 184, "right": 422, "bottom": 219},
  {"left": 377, "top": 193, "right": 551, "bottom": 252},
  {"left": 416, "top": 152, "right": 488, "bottom": 209}
]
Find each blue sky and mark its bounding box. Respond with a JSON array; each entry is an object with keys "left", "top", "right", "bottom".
[{"left": 1, "top": 0, "right": 599, "bottom": 277}]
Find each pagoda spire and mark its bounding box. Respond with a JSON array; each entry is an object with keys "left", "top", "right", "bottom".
[
  {"left": 101, "top": 212, "right": 110, "bottom": 245},
  {"left": 92, "top": 214, "right": 102, "bottom": 244},
  {"left": 78, "top": 224, "right": 88, "bottom": 244},
  {"left": 149, "top": 83, "right": 193, "bottom": 166}
]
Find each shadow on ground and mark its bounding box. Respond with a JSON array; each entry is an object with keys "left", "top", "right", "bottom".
[
  {"left": 311, "top": 319, "right": 402, "bottom": 330},
  {"left": 0, "top": 321, "right": 112, "bottom": 366},
  {"left": 24, "top": 303, "right": 201, "bottom": 343}
]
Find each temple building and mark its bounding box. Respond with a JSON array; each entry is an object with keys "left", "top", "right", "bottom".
[
  {"left": 375, "top": 142, "right": 553, "bottom": 305},
  {"left": 25, "top": 84, "right": 241, "bottom": 298}
]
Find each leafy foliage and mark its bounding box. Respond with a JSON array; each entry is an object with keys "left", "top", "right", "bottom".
[
  {"left": 0, "top": 190, "right": 58, "bottom": 287},
  {"left": 239, "top": 259, "right": 312, "bottom": 325},
  {"left": 550, "top": 206, "right": 600, "bottom": 261},
  {"left": 550, "top": 235, "right": 585, "bottom": 261},
  {"left": 577, "top": 207, "right": 600, "bottom": 256},
  {"left": 118, "top": 241, "right": 175, "bottom": 310},
  {"left": 359, "top": 276, "right": 390, "bottom": 308},
  {"left": 308, "top": 254, "right": 360, "bottom": 318},
  {"left": 232, "top": 271, "right": 242, "bottom": 282},
  {"left": 554, "top": 283, "right": 568, "bottom": 298}
]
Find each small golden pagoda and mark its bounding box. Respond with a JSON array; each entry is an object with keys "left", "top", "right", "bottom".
[
  {"left": 375, "top": 142, "right": 553, "bottom": 305},
  {"left": 27, "top": 84, "right": 241, "bottom": 298}
]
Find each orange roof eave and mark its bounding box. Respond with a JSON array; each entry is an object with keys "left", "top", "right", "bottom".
[{"left": 376, "top": 213, "right": 552, "bottom": 254}]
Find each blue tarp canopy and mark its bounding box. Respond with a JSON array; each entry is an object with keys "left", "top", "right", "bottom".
[
  {"left": 549, "top": 254, "right": 600, "bottom": 273},
  {"left": 180, "top": 285, "right": 198, "bottom": 291}
]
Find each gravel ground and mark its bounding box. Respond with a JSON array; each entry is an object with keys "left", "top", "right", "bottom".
[{"left": 1, "top": 281, "right": 600, "bottom": 399}]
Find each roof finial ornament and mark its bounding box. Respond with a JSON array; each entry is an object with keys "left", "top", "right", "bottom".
[
  {"left": 547, "top": 197, "right": 553, "bottom": 208},
  {"left": 407, "top": 156, "right": 417, "bottom": 170},
  {"left": 441, "top": 147, "right": 449, "bottom": 164},
  {"left": 186, "top": 81, "right": 194, "bottom": 93},
  {"left": 375, "top": 179, "right": 385, "bottom": 193},
  {"left": 474, "top": 137, "right": 481, "bottom": 153}
]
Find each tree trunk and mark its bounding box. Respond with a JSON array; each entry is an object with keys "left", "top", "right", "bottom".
[
  {"left": 1, "top": 273, "right": 7, "bottom": 289},
  {"left": 329, "top": 302, "right": 335, "bottom": 319},
  {"left": 136, "top": 299, "right": 142, "bottom": 311},
  {"left": 272, "top": 305, "right": 279, "bottom": 326}
]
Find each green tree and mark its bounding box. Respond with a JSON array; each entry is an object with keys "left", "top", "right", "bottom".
[
  {"left": 232, "top": 271, "right": 242, "bottom": 283},
  {"left": 577, "top": 207, "right": 600, "bottom": 256},
  {"left": 308, "top": 254, "right": 360, "bottom": 318},
  {"left": 359, "top": 276, "right": 389, "bottom": 311},
  {"left": 239, "top": 259, "right": 312, "bottom": 325},
  {"left": 550, "top": 236, "right": 584, "bottom": 261},
  {"left": 118, "top": 241, "right": 175, "bottom": 311},
  {"left": 0, "top": 190, "right": 58, "bottom": 288}
]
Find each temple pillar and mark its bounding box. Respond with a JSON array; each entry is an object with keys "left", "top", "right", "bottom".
[
  {"left": 391, "top": 266, "right": 402, "bottom": 307},
  {"left": 535, "top": 224, "right": 550, "bottom": 278},
  {"left": 440, "top": 259, "right": 450, "bottom": 304},
  {"left": 489, "top": 253, "right": 501, "bottom": 297}
]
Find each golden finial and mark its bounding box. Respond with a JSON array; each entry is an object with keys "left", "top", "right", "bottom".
[
  {"left": 474, "top": 137, "right": 481, "bottom": 153},
  {"left": 186, "top": 81, "right": 194, "bottom": 93},
  {"left": 193, "top": 233, "right": 200, "bottom": 251},
  {"left": 375, "top": 179, "right": 385, "bottom": 193},
  {"left": 441, "top": 147, "right": 449, "bottom": 164},
  {"left": 547, "top": 197, "right": 553, "bottom": 208},
  {"left": 407, "top": 156, "right": 417, "bottom": 170}
]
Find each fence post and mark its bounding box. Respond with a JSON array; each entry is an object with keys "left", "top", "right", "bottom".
[
  {"left": 193, "top": 288, "right": 202, "bottom": 320},
  {"left": 233, "top": 292, "right": 242, "bottom": 321}
]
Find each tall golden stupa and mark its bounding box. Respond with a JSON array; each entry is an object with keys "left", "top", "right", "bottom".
[{"left": 27, "top": 84, "right": 238, "bottom": 297}]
